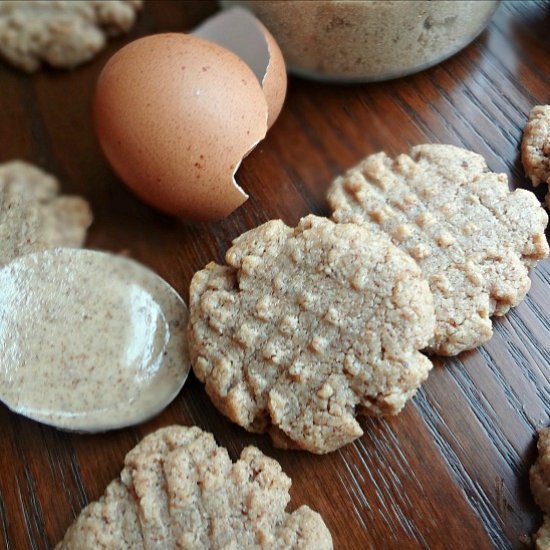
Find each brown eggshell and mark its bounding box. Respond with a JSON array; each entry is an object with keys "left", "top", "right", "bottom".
[
  {"left": 94, "top": 33, "right": 268, "bottom": 220},
  {"left": 193, "top": 7, "right": 287, "bottom": 129}
]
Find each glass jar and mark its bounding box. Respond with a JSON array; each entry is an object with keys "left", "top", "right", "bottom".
[{"left": 222, "top": 1, "right": 500, "bottom": 82}]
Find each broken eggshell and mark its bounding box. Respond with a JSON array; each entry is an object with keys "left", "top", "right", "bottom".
[
  {"left": 93, "top": 7, "right": 287, "bottom": 221},
  {"left": 193, "top": 6, "right": 287, "bottom": 129}
]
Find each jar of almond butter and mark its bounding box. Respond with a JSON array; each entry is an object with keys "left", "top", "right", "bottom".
[{"left": 222, "top": 0, "right": 500, "bottom": 82}]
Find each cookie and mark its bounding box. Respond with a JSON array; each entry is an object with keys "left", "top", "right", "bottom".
[
  {"left": 328, "top": 144, "right": 549, "bottom": 356},
  {"left": 535, "top": 517, "right": 550, "bottom": 550},
  {"left": 57, "top": 426, "right": 332, "bottom": 549},
  {"left": 189, "top": 215, "right": 435, "bottom": 454},
  {"left": 56, "top": 480, "right": 143, "bottom": 549},
  {"left": 0, "top": 160, "right": 92, "bottom": 266},
  {"left": 522, "top": 105, "right": 550, "bottom": 208},
  {"left": 0, "top": 0, "right": 142, "bottom": 72},
  {"left": 531, "top": 428, "right": 550, "bottom": 550}
]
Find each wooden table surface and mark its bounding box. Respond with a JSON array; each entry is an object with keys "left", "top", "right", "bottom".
[{"left": 1, "top": 1, "right": 549, "bottom": 548}]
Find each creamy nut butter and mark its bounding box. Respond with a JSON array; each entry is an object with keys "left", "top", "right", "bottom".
[
  {"left": 224, "top": 1, "right": 499, "bottom": 81},
  {"left": 0, "top": 249, "right": 189, "bottom": 431}
]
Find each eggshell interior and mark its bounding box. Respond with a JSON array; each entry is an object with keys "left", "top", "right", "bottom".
[
  {"left": 193, "top": 7, "right": 287, "bottom": 128},
  {"left": 259, "top": 20, "right": 287, "bottom": 129},
  {"left": 94, "top": 33, "right": 268, "bottom": 220}
]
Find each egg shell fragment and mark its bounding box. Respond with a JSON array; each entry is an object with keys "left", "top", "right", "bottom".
[
  {"left": 94, "top": 33, "right": 268, "bottom": 220},
  {"left": 193, "top": 6, "right": 287, "bottom": 129},
  {"left": 261, "top": 22, "right": 287, "bottom": 128}
]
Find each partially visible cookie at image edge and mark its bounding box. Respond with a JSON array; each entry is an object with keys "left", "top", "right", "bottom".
[
  {"left": 328, "top": 144, "right": 549, "bottom": 356},
  {"left": 0, "top": 160, "right": 92, "bottom": 266},
  {"left": 189, "top": 215, "right": 435, "bottom": 454},
  {"left": 531, "top": 428, "right": 550, "bottom": 550},
  {"left": 0, "top": 0, "right": 142, "bottom": 72},
  {"left": 522, "top": 105, "right": 550, "bottom": 208},
  {"left": 57, "top": 426, "right": 333, "bottom": 549}
]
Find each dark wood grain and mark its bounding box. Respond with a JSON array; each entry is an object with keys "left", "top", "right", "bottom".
[{"left": 0, "top": 1, "right": 549, "bottom": 549}]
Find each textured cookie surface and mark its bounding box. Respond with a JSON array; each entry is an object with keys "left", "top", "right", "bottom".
[
  {"left": 0, "top": 0, "right": 142, "bottom": 72},
  {"left": 57, "top": 426, "right": 332, "bottom": 549},
  {"left": 57, "top": 480, "right": 143, "bottom": 549},
  {"left": 522, "top": 105, "right": 550, "bottom": 208},
  {"left": 531, "top": 428, "right": 550, "bottom": 550},
  {"left": 328, "top": 144, "right": 549, "bottom": 356},
  {"left": 189, "top": 215, "right": 434, "bottom": 454},
  {"left": 0, "top": 160, "right": 92, "bottom": 266}
]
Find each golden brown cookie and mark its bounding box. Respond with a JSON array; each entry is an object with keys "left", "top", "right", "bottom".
[
  {"left": 0, "top": 0, "right": 142, "bottom": 72},
  {"left": 0, "top": 160, "right": 92, "bottom": 266},
  {"left": 189, "top": 215, "right": 435, "bottom": 454},
  {"left": 328, "top": 144, "right": 549, "bottom": 356},
  {"left": 57, "top": 426, "right": 332, "bottom": 549}
]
